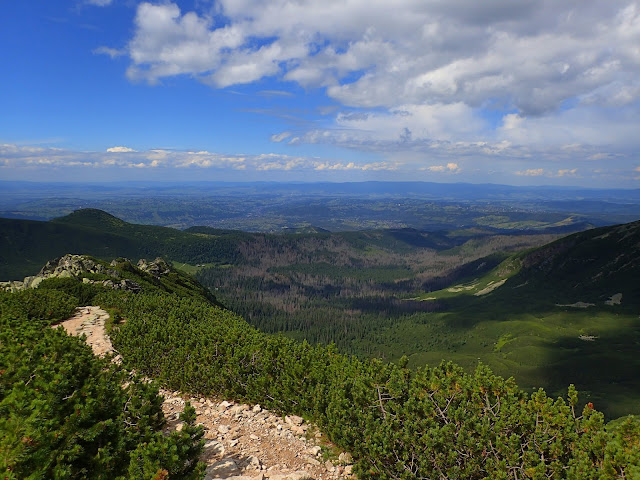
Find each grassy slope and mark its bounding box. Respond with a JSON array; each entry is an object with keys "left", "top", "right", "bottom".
[{"left": 389, "top": 220, "right": 640, "bottom": 418}]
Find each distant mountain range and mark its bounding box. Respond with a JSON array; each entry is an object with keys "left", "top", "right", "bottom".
[
  {"left": 2, "top": 180, "right": 640, "bottom": 231},
  {"left": 3, "top": 179, "right": 640, "bottom": 201}
]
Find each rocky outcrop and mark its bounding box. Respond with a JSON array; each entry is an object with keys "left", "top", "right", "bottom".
[
  {"left": 0, "top": 254, "right": 141, "bottom": 293},
  {"left": 82, "top": 277, "right": 142, "bottom": 293},
  {"left": 39, "top": 254, "right": 116, "bottom": 278},
  {"left": 137, "top": 257, "right": 171, "bottom": 277}
]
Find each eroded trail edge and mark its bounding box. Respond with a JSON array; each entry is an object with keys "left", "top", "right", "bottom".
[{"left": 58, "top": 307, "right": 354, "bottom": 480}]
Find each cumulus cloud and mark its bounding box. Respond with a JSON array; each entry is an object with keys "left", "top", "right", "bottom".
[
  {"left": 557, "top": 168, "right": 578, "bottom": 177},
  {"left": 423, "top": 163, "right": 461, "bottom": 173},
  {"left": 0, "top": 143, "right": 399, "bottom": 174},
  {"left": 515, "top": 168, "right": 581, "bottom": 178},
  {"left": 106, "top": 146, "right": 137, "bottom": 153},
  {"left": 270, "top": 132, "right": 292, "bottom": 142},
  {"left": 98, "top": 0, "right": 640, "bottom": 169},
  {"left": 314, "top": 161, "right": 399, "bottom": 171},
  {"left": 85, "top": 0, "right": 112, "bottom": 6},
  {"left": 116, "top": 1, "right": 640, "bottom": 114},
  {"left": 3, "top": 143, "right": 640, "bottom": 185},
  {"left": 94, "top": 46, "right": 125, "bottom": 59}
]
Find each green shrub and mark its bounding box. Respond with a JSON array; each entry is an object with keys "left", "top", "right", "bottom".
[
  {"left": 104, "top": 291, "right": 640, "bottom": 479},
  {"left": 0, "top": 289, "right": 204, "bottom": 479}
]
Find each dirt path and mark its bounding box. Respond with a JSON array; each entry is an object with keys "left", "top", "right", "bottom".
[{"left": 57, "top": 307, "right": 354, "bottom": 480}]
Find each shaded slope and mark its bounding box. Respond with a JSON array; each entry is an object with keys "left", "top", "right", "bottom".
[
  {"left": 407, "top": 219, "right": 640, "bottom": 418},
  {"left": 507, "top": 219, "right": 640, "bottom": 306},
  {"left": 1, "top": 210, "right": 244, "bottom": 279}
]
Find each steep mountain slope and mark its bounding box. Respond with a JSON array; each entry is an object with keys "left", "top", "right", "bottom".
[
  {"left": 507, "top": 219, "right": 640, "bottom": 306},
  {"left": 407, "top": 219, "right": 640, "bottom": 418}
]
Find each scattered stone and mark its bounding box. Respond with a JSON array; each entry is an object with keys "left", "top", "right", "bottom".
[
  {"left": 305, "top": 456, "right": 321, "bottom": 466},
  {"left": 307, "top": 446, "right": 322, "bottom": 456},
  {"left": 204, "top": 440, "right": 225, "bottom": 456},
  {"left": 247, "top": 455, "right": 261, "bottom": 468},
  {"left": 338, "top": 452, "right": 353, "bottom": 464},
  {"left": 291, "top": 426, "right": 306, "bottom": 436},
  {"left": 206, "top": 458, "right": 240, "bottom": 478},
  {"left": 605, "top": 293, "right": 623, "bottom": 306},
  {"left": 269, "top": 472, "right": 312, "bottom": 480},
  {"left": 285, "top": 415, "right": 304, "bottom": 427},
  {"left": 231, "top": 404, "right": 250, "bottom": 414}
]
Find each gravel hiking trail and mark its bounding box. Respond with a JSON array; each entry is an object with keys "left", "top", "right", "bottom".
[{"left": 57, "top": 306, "right": 355, "bottom": 480}]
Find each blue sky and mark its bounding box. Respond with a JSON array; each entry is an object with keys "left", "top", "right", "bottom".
[{"left": 2, "top": 1, "right": 640, "bottom": 186}]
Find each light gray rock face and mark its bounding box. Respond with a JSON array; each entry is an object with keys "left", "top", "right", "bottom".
[
  {"left": 0, "top": 254, "right": 143, "bottom": 293},
  {"left": 0, "top": 280, "right": 25, "bottom": 292},
  {"left": 137, "top": 257, "right": 171, "bottom": 277}
]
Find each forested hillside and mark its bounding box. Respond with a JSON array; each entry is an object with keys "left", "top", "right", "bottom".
[
  {"left": 2, "top": 257, "right": 640, "bottom": 479},
  {"left": 0, "top": 208, "right": 556, "bottom": 281},
  {"left": 194, "top": 230, "right": 557, "bottom": 351}
]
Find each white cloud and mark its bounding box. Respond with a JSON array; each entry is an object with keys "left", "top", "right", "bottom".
[
  {"left": 100, "top": 0, "right": 640, "bottom": 172},
  {"left": 85, "top": 0, "right": 112, "bottom": 6},
  {"left": 423, "top": 163, "right": 461, "bottom": 173},
  {"left": 106, "top": 146, "right": 137, "bottom": 153},
  {"left": 271, "top": 132, "right": 292, "bottom": 142},
  {"left": 2, "top": 143, "right": 639, "bottom": 185},
  {"left": 516, "top": 168, "right": 545, "bottom": 176},
  {"left": 0, "top": 143, "right": 399, "bottom": 174},
  {"left": 117, "top": 1, "right": 640, "bottom": 115},
  {"left": 496, "top": 106, "right": 640, "bottom": 148},
  {"left": 515, "top": 167, "right": 581, "bottom": 178},
  {"left": 314, "top": 161, "right": 399, "bottom": 171},
  {"left": 94, "top": 46, "right": 125, "bottom": 59}
]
